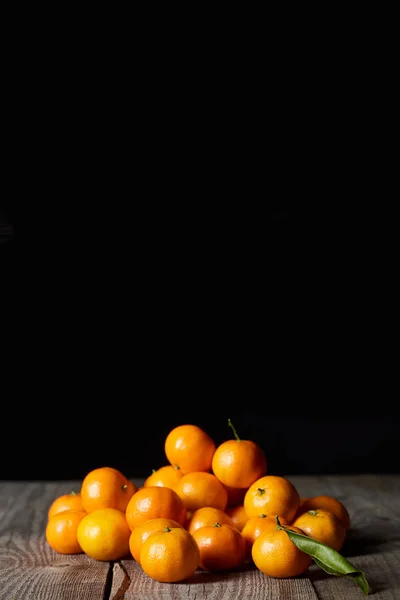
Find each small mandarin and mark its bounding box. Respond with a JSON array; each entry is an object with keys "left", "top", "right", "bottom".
[
  {"left": 46, "top": 509, "right": 86, "bottom": 554},
  {"left": 80, "top": 466, "right": 136, "bottom": 513},
  {"left": 244, "top": 475, "right": 300, "bottom": 523},
  {"left": 125, "top": 485, "right": 187, "bottom": 531},
  {"left": 140, "top": 526, "right": 200, "bottom": 583},
  {"left": 48, "top": 491, "right": 84, "bottom": 521},
  {"left": 211, "top": 419, "right": 267, "bottom": 489},
  {"left": 164, "top": 424, "right": 216, "bottom": 474},
  {"left": 192, "top": 522, "right": 246, "bottom": 572},
  {"left": 144, "top": 465, "right": 183, "bottom": 489},
  {"left": 174, "top": 471, "right": 228, "bottom": 512},
  {"left": 298, "top": 495, "right": 351, "bottom": 532},
  {"left": 241, "top": 513, "right": 289, "bottom": 559},
  {"left": 186, "top": 506, "right": 234, "bottom": 536},
  {"left": 252, "top": 522, "right": 312, "bottom": 578},
  {"left": 292, "top": 509, "right": 346, "bottom": 551},
  {"left": 129, "top": 517, "right": 183, "bottom": 563},
  {"left": 77, "top": 507, "right": 131, "bottom": 561}
]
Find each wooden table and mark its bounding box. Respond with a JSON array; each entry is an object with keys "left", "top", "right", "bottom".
[{"left": 1, "top": 474, "right": 399, "bottom": 599}]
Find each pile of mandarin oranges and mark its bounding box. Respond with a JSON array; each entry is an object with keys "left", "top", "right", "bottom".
[{"left": 46, "top": 420, "right": 351, "bottom": 582}]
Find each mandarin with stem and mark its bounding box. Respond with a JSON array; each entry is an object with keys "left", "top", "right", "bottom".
[
  {"left": 192, "top": 522, "right": 246, "bottom": 572},
  {"left": 212, "top": 419, "right": 267, "bottom": 489},
  {"left": 140, "top": 525, "right": 200, "bottom": 583}
]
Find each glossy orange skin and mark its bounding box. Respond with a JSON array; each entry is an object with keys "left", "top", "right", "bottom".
[
  {"left": 244, "top": 475, "right": 300, "bottom": 523},
  {"left": 164, "top": 424, "right": 216, "bottom": 474},
  {"left": 186, "top": 506, "right": 234, "bottom": 535},
  {"left": 46, "top": 509, "right": 86, "bottom": 554},
  {"left": 252, "top": 524, "right": 312, "bottom": 578},
  {"left": 48, "top": 492, "right": 84, "bottom": 520},
  {"left": 144, "top": 465, "right": 184, "bottom": 489},
  {"left": 80, "top": 466, "right": 136, "bottom": 513},
  {"left": 212, "top": 439, "right": 267, "bottom": 489},
  {"left": 125, "top": 486, "right": 187, "bottom": 530},
  {"left": 129, "top": 517, "right": 183, "bottom": 563},
  {"left": 140, "top": 526, "right": 200, "bottom": 583},
  {"left": 297, "top": 495, "right": 351, "bottom": 532},
  {"left": 292, "top": 509, "right": 346, "bottom": 551},
  {"left": 174, "top": 471, "right": 228, "bottom": 512},
  {"left": 241, "top": 514, "right": 289, "bottom": 559},
  {"left": 225, "top": 504, "right": 249, "bottom": 532},
  {"left": 77, "top": 507, "right": 131, "bottom": 561},
  {"left": 192, "top": 523, "right": 246, "bottom": 572}
]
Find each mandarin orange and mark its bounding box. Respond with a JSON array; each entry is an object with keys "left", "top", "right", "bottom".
[
  {"left": 164, "top": 424, "right": 216, "bottom": 474},
  {"left": 140, "top": 526, "right": 200, "bottom": 582},
  {"left": 244, "top": 475, "right": 300, "bottom": 522},
  {"left": 80, "top": 466, "right": 136, "bottom": 513},
  {"left": 125, "top": 485, "right": 187, "bottom": 530},
  {"left": 212, "top": 419, "right": 267, "bottom": 489}
]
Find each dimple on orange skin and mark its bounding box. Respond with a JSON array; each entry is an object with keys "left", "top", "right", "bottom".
[
  {"left": 80, "top": 467, "right": 136, "bottom": 513},
  {"left": 252, "top": 524, "right": 312, "bottom": 578},
  {"left": 192, "top": 522, "right": 246, "bottom": 572},
  {"left": 164, "top": 424, "right": 216, "bottom": 474},
  {"left": 244, "top": 475, "right": 300, "bottom": 523},
  {"left": 140, "top": 526, "right": 200, "bottom": 583}
]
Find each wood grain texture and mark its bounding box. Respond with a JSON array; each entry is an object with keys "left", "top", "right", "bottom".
[
  {"left": 0, "top": 481, "right": 110, "bottom": 600},
  {"left": 0, "top": 475, "right": 399, "bottom": 599}
]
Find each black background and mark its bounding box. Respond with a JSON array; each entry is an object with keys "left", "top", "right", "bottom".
[{"left": 1, "top": 206, "right": 398, "bottom": 480}]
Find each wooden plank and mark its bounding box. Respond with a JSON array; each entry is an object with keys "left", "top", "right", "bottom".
[
  {"left": 0, "top": 481, "right": 110, "bottom": 600},
  {"left": 116, "top": 561, "right": 320, "bottom": 599},
  {"left": 1, "top": 476, "right": 400, "bottom": 599}
]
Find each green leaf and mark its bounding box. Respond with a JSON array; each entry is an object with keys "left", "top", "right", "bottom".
[{"left": 277, "top": 520, "right": 369, "bottom": 595}]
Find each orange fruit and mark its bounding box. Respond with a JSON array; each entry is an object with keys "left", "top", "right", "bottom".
[
  {"left": 48, "top": 491, "right": 84, "bottom": 520},
  {"left": 174, "top": 471, "right": 228, "bottom": 512},
  {"left": 164, "top": 424, "right": 216, "bottom": 474},
  {"left": 244, "top": 475, "right": 300, "bottom": 523},
  {"left": 129, "top": 517, "right": 184, "bottom": 563},
  {"left": 125, "top": 485, "right": 187, "bottom": 530},
  {"left": 211, "top": 419, "right": 267, "bottom": 489},
  {"left": 225, "top": 504, "right": 248, "bottom": 532},
  {"left": 241, "top": 513, "right": 289, "bottom": 559},
  {"left": 144, "top": 465, "right": 183, "bottom": 489},
  {"left": 292, "top": 509, "right": 346, "bottom": 551},
  {"left": 186, "top": 506, "right": 234, "bottom": 535},
  {"left": 192, "top": 522, "right": 246, "bottom": 572},
  {"left": 80, "top": 466, "right": 136, "bottom": 513},
  {"left": 252, "top": 523, "right": 312, "bottom": 578},
  {"left": 297, "top": 495, "right": 351, "bottom": 532},
  {"left": 46, "top": 509, "right": 86, "bottom": 554},
  {"left": 77, "top": 507, "right": 131, "bottom": 561},
  {"left": 140, "top": 525, "right": 200, "bottom": 582}
]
